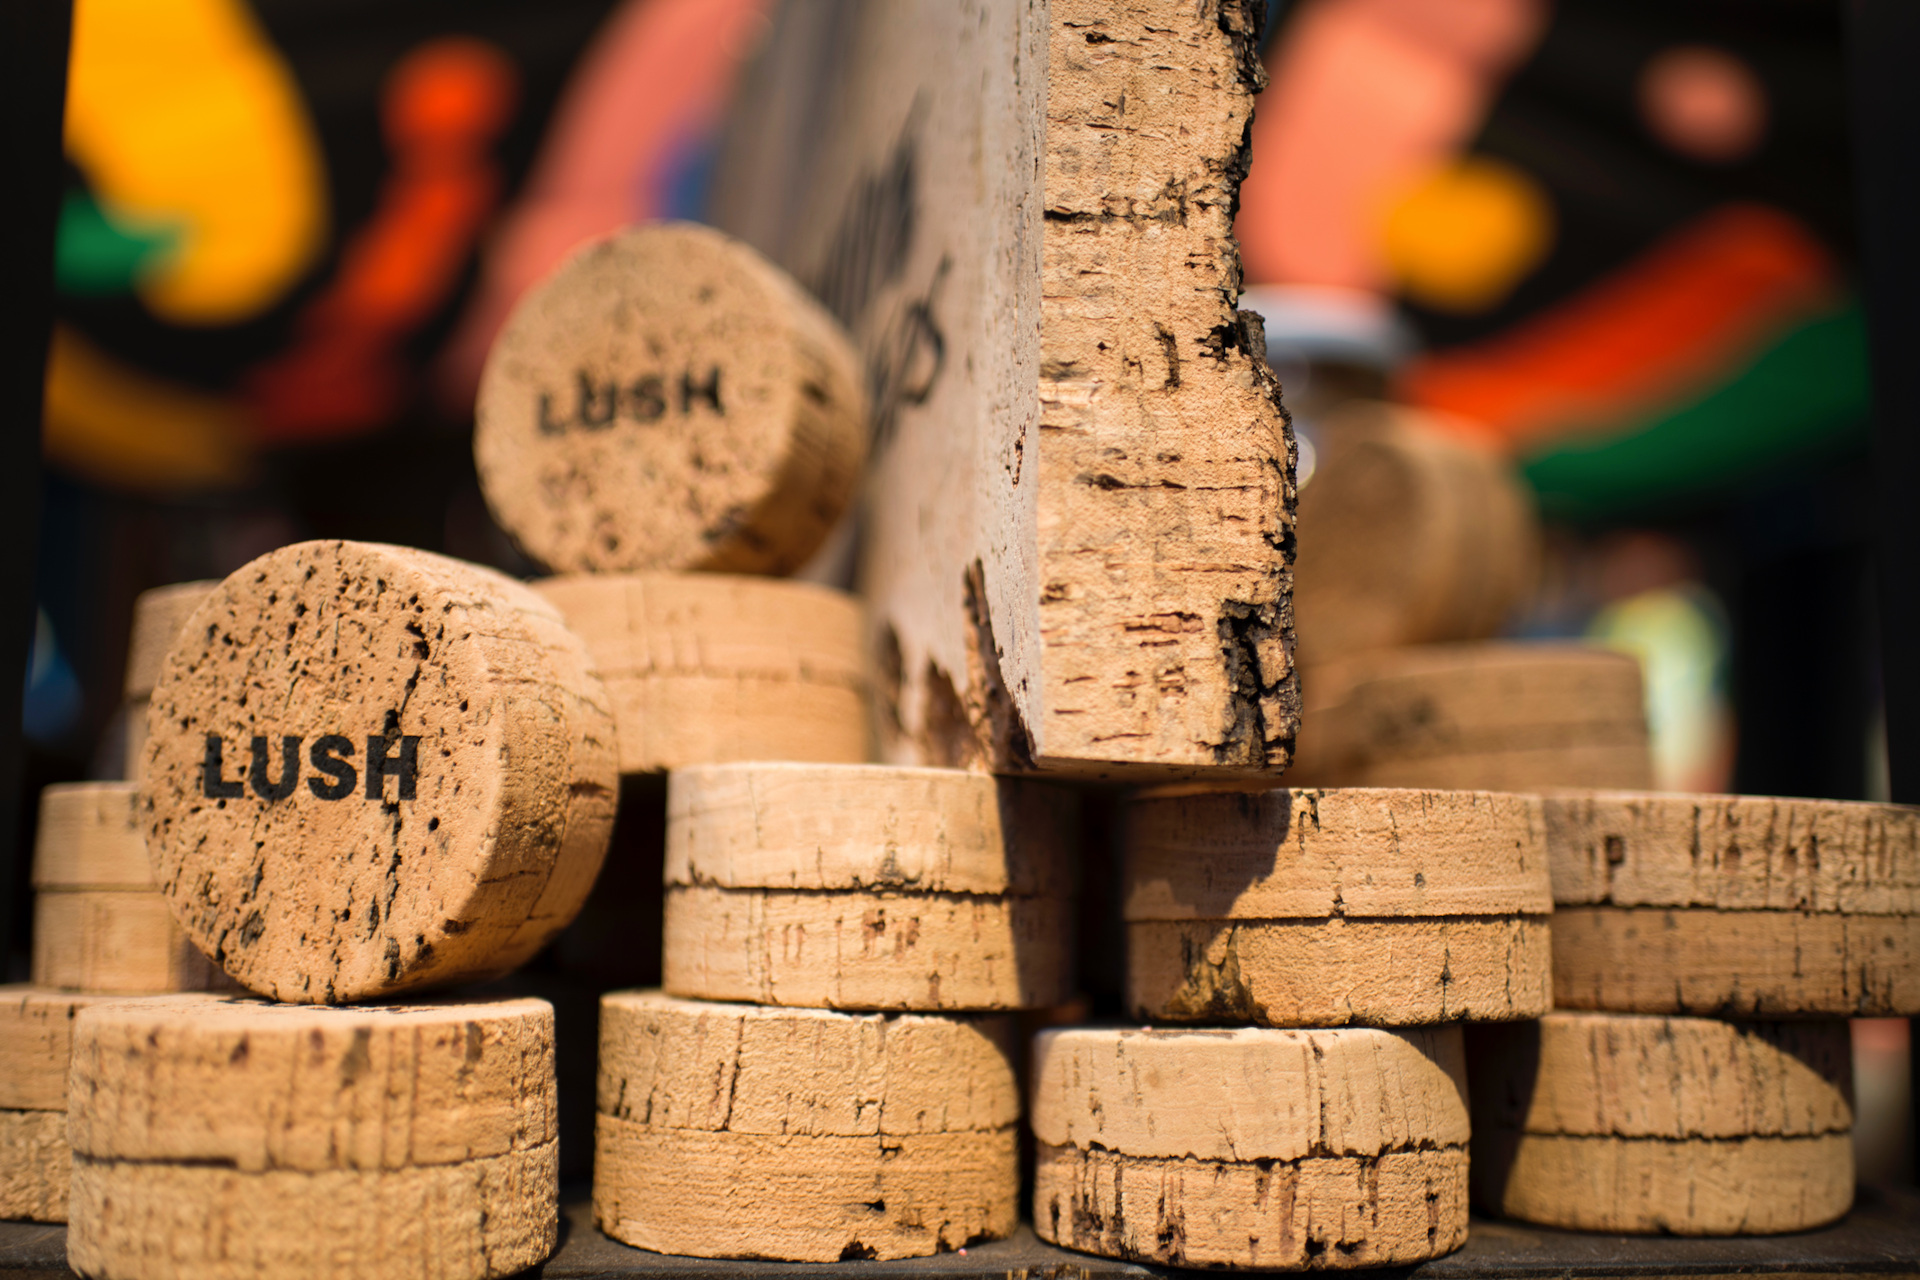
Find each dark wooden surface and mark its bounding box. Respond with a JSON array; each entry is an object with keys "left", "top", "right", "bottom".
[{"left": 4, "top": 1185, "right": 1917, "bottom": 1277}]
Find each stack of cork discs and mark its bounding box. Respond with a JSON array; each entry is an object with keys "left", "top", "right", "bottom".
[
  {"left": 475, "top": 220, "right": 872, "bottom": 776},
  {"left": 1470, "top": 791, "right": 1920, "bottom": 1235},
  {"left": 1285, "top": 403, "right": 1654, "bottom": 794},
  {"left": 1032, "top": 787, "right": 1552, "bottom": 1269},
  {"left": 595, "top": 763, "right": 1077, "bottom": 1260},
  {"left": 55, "top": 537, "right": 623, "bottom": 1276}
]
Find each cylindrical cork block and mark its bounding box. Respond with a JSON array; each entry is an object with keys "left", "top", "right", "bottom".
[
  {"left": 1291, "top": 403, "right": 1537, "bottom": 670},
  {"left": 662, "top": 764, "right": 1076, "bottom": 1011},
  {"left": 594, "top": 991, "right": 1018, "bottom": 1261},
  {"left": 1546, "top": 791, "right": 1920, "bottom": 1015},
  {"left": 142, "top": 540, "right": 618, "bottom": 1003},
  {"left": 122, "top": 581, "right": 219, "bottom": 780},
  {"left": 533, "top": 573, "right": 868, "bottom": 774},
  {"left": 1124, "top": 788, "right": 1552, "bottom": 1026},
  {"left": 65, "top": 995, "right": 557, "bottom": 1279},
  {"left": 475, "top": 221, "right": 867, "bottom": 576},
  {"left": 2, "top": 987, "right": 218, "bottom": 1223},
  {"left": 1468, "top": 1012, "right": 1854, "bottom": 1234},
  {"left": 31, "top": 783, "right": 224, "bottom": 994},
  {"left": 1032, "top": 1025, "right": 1470, "bottom": 1269},
  {"left": 1288, "top": 642, "right": 1652, "bottom": 791}
]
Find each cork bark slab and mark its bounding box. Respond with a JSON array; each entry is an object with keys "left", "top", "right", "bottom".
[
  {"left": 0, "top": 1110, "right": 67, "bottom": 1223},
  {"left": 1130, "top": 915, "right": 1551, "bottom": 1026},
  {"left": 1467, "top": 1013, "right": 1853, "bottom": 1141},
  {"left": 1552, "top": 906, "right": 1920, "bottom": 1016},
  {"left": 668, "top": 763, "right": 1076, "bottom": 898},
  {"left": 1288, "top": 643, "right": 1652, "bottom": 790},
  {"left": 475, "top": 222, "right": 866, "bottom": 577},
  {"left": 66, "top": 1140, "right": 556, "bottom": 1280},
  {"left": 1034, "top": 1143, "right": 1469, "bottom": 1270},
  {"left": 597, "top": 991, "right": 1018, "bottom": 1137},
  {"left": 595, "top": 1115, "right": 1016, "bottom": 1262},
  {"left": 1291, "top": 403, "right": 1537, "bottom": 670},
  {"left": 1544, "top": 790, "right": 1920, "bottom": 914},
  {"left": 664, "top": 885, "right": 1073, "bottom": 1011},
  {"left": 123, "top": 581, "right": 219, "bottom": 703},
  {"left": 1124, "top": 788, "right": 1549, "bottom": 920},
  {"left": 1031, "top": 1025, "right": 1467, "bottom": 1161},
  {"left": 0, "top": 987, "right": 178, "bottom": 1112},
  {"left": 31, "top": 782, "right": 152, "bottom": 890},
  {"left": 710, "top": 1, "right": 1295, "bottom": 781},
  {"left": 68, "top": 995, "right": 554, "bottom": 1172},
  {"left": 31, "top": 890, "right": 224, "bottom": 994},
  {"left": 143, "top": 540, "right": 617, "bottom": 1003},
  {"left": 1471, "top": 1129, "right": 1853, "bottom": 1236},
  {"left": 534, "top": 573, "right": 869, "bottom": 773},
  {"left": 593, "top": 991, "right": 1017, "bottom": 1261}
]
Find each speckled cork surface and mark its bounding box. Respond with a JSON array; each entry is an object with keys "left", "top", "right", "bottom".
[
  {"left": 142, "top": 540, "right": 617, "bottom": 1003},
  {"left": 475, "top": 221, "right": 866, "bottom": 577}
]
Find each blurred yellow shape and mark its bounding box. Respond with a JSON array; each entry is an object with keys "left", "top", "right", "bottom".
[
  {"left": 1381, "top": 155, "right": 1552, "bottom": 313},
  {"left": 43, "top": 326, "right": 253, "bottom": 491},
  {"left": 64, "top": 0, "right": 327, "bottom": 324}
]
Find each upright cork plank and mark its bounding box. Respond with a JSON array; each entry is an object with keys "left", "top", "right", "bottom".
[{"left": 709, "top": 0, "right": 1296, "bottom": 779}]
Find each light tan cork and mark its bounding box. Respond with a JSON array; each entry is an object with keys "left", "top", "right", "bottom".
[
  {"left": 68, "top": 995, "right": 555, "bottom": 1172},
  {"left": 31, "top": 782, "right": 152, "bottom": 890},
  {"left": 1468, "top": 1011, "right": 1853, "bottom": 1234},
  {"left": 122, "top": 581, "right": 219, "bottom": 703},
  {"left": 1289, "top": 642, "right": 1652, "bottom": 791},
  {"left": 66, "top": 1142, "right": 556, "bottom": 1280},
  {"left": 31, "top": 890, "right": 224, "bottom": 994},
  {"left": 593, "top": 991, "right": 1017, "bottom": 1261},
  {"left": 1544, "top": 790, "right": 1920, "bottom": 913},
  {"left": 533, "top": 574, "right": 869, "bottom": 773},
  {"left": 1030, "top": 1025, "right": 1469, "bottom": 1268},
  {"left": 142, "top": 540, "right": 617, "bottom": 1003},
  {"left": 1552, "top": 906, "right": 1920, "bottom": 1016},
  {"left": 0, "top": 1109, "right": 67, "bottom": 1224},
  {"left": 475, "top": 221, "right": 866, "bottom": 576},
  {"left": 1291, "top": 403, "right": 1537, "bottom": 670},
  {"left": 1123, "top": 788, "right": 1551, "bottom": 1025},
  {"left": 663, "top": 765, "right": 1076, "bottom": 1010}
]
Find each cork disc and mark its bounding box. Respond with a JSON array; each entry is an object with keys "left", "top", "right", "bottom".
[
  {"left": 594, "top": 991, "right": 1017, "bottom": 1261},
  {"left": 142, "top": 540, "right": 617, "bottom": 1003},
  {"left": 1031, "top": 1025, "right": 1469, "bottom": 1269},
  {"left": 663, "top": 765, "right": 1076, "bottom": 1010},
  {"left": 1552, "top": 906, "right": 1920, "bottom": 1016},
  {"left": 533, "top": 575, "right": 869, "bottom": 774},
  {"left": 1292, "top": 404, "right": 1537, "bottom": 669},
  {"left": 1468, "top": 1012, "right": 1854, "bottom": 1234},
  {"left": 32, "top": 782, "right": 152, "bottom": 890},
  {"left": 68, "top": 995, "right": 555, "bottom": 1171},
  {"left": 0, "top": 987, "right": 165, "bottom": 1112},
  {"left": 32, "top": 890, "right": 224, "bottom": 994},
  {"left": 1289, "top": 643, "right": 1652, "bottom": 791},
  {"left": 123, "top": 581, "right": 219, "bottom": 703},
  {"left": 1123, "top": 789, "right": 1551, "bottom": 1025},
  {"left": 475, "top": 222, "right": 867, "bottom": 576},
  {"left": 1545, "top": 790, "right": 1920, "bottom": 913},
  {"left": 1, "top": 1109, "right": 67, "bottom": 1224}
]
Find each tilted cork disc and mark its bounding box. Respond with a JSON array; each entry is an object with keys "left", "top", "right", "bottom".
[
  {"left": 142, "top": 540, "right": 617, "bottom": 1003},
  {"left": 65, "top": 995, "right": 558, "bottom": 1280},
  {"left": 1031, "top": 1026, "right": 1469, "bottom": 1269},
  {"left": 663, "top": 765, "right": 1076, "bottom": 1010},
  {"left": 533, "top": 575, "right": 869, "bottom": 773},
  {"left": 1291, "top": 403, "right": 1537, "bottom": 670},
  {"left": 475, "top": 222, "right": 867, "bottom": 576},
  {"left": 1467, "top": 1012, "right": 1854, "bottom": 1234},
  {"left": 594, "top": 991, "right": 1017, "bottom": 1261},
  {"left": 1545, "top": 791, "right": 1920, "bottom": 1015},
  {"left": 1124, "top": 789, "right": 1551, "bottom": 1025},
  {"left": 1288, "top": 643, "right": 1652, "bottom": 790}
]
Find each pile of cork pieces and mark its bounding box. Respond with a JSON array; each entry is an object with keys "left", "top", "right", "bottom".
[{"left": 4, "top": 199, "right": 1917, "bottom": 1280}]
